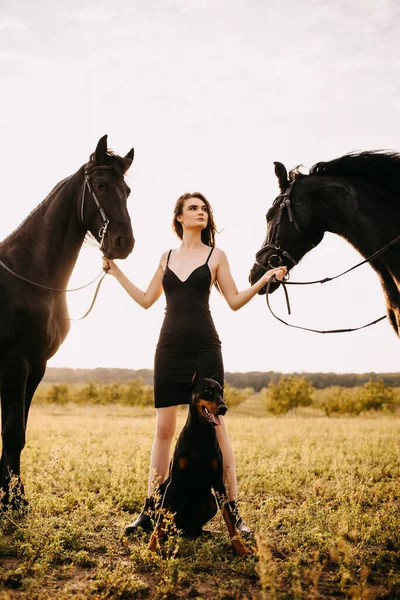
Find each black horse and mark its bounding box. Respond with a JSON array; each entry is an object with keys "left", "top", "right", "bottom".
[
  {"left": 249, "top": 152, "right": 400, "bottom": 336},
  {"left": 0, "top": 135, "right": 135, "bottom": 504}
]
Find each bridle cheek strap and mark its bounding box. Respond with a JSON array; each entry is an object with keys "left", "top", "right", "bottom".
[{"left": 80, "top": 167, "right": 111, "bottom": 250}]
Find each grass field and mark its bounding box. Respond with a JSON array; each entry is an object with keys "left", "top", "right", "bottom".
[{"left": 0, "top": 397, "right": 399, "bottom": 599}]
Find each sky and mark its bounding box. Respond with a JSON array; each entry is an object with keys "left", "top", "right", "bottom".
[{"left": 1, "top": 0, "right": 399, "bottom": 374}]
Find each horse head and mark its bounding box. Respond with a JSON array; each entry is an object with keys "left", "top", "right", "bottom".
[
  {"left": 82, "top": 135, "right": 135, "bottom": 260},
  {"left": 249, "top": 162, "right": 325, "bottom": 294}
]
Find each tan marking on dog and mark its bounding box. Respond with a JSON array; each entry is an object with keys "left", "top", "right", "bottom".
[
  {"left": 179, "top": 457, "right": 188, "bottom": 469},
  {"left": 232, "top": 537, "right": 253, "bottom": 556},
  {"left": 221, "top": 505, "right": 253, "bottom": 556}
]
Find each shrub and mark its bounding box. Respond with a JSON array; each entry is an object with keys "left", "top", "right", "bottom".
[
  {"left": 35, "top": 379, "right": 154, "bottom": 406},
  {"left": 45, "top": 384, "right": 71, "bottom": 405},
  {"left": 223, "top": 384, "right": 253, "bottom": 409},
  {"left": 122, "top": 379, "right": 154, "bottom": 407},
  {"left": 315, "top": 386, "right": 359, "bottom": 416},
  {"left": 356, "top": 379, "right": 395, "bottom": 413},
  {"left": 315, "top": 380, "right": 396, "bottom": 415},
  {"left": 76, "top": 381, "right": 100, "bottom": 404},
  {"left": 263, "top": 376, "right": 313, "bottom": 415}
]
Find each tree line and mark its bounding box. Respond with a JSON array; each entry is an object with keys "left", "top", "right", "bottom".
[{"left": 43, "top": 367, "right": 400, "bottom": 390}]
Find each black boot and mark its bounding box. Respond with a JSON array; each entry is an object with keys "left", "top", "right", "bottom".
[
  {"left": 125, "top": 496, "right": 155, "bottom": 535},
  {"left": 228, "top": 501, "right": 253, "bottom": 538}
]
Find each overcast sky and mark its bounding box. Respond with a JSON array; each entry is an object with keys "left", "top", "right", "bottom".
[{"left": 1, "top": 0, "right": 399, "bottom": 373}]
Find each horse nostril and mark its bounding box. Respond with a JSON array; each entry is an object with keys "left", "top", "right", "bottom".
[
  {"left": 116, "top": 235, "right": 135, "bottom": 252},
  {"left": 110, "top": 232, "right": 135, "bottom": 258},
  {"left": 115, "top": 236, "right": 125, "bottom": 250}
]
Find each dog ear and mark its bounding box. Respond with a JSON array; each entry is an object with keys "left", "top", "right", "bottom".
[{"left": 209, "top": 368, "right": 223, "bottom": 383}]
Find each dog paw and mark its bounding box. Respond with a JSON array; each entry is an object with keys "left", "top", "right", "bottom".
[
  {"left": 232, "top": 538, "right": 253, "bottom": 557},
  {"left": 147, "top": 535, "right": 160, "bottom": 553}
]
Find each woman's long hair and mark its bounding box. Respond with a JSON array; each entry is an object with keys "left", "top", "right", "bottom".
[{"left": 172, "top": 192, "right": 217, "bottom": 247}]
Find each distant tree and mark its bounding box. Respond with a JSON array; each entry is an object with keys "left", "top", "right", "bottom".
[
  {"left": 356, "top": 379, "right": 395, "bottom": 413},
  {"left": 223, "top": 384, "right": 253, "bottom": 409},
  {"left": 263, "top": 376, "right": 313, "bottom": 415}
]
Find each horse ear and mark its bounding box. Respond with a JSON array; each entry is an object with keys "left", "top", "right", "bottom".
[
  {"left": 124, "top": 148, "right": 134, "bottom": 172},
  {"left": 94, "top": 135, "right": 108, "bottom": 164},
  {"left": 274, "top": 161, "right": 289, "bottom": 192},
  {"left": 191, "top": 370, "right": 198, "bottom": 384}
]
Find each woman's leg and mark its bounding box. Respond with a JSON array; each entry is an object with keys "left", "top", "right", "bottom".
[
  {"left": 216, "top": 416, "right": 252, "bottom": 536},
  {"left": 147, "top": 406, "right": 178, "bottom": 495},
  {"left": 126, "top": 405, "right": 178, "bottom": 534},
  {"left": 215, "top": 416, "right": 237, "bottom": 501}
]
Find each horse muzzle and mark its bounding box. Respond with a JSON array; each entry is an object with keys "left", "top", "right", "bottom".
[
  {"left": 249, "top": 244, "right": 295, "bottom": 295},
  {"left": 102, "top": 232, "right": 135, "bottom": 260}
]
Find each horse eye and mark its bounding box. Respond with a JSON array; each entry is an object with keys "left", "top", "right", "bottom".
[{"left": 96, "top": 181, "right": 106, "bottom": 191}]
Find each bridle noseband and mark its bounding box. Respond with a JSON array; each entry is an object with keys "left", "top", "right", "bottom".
[
  {"left": 80, "top": 165, "right": 112, "bottom": 251},
  {"left": 254, "top": 181, "right": 315, "bottom": 274}
]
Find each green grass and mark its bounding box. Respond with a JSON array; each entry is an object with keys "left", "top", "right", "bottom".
[{"left": 0, "top": 402, "right": 399, "bottom": 599}]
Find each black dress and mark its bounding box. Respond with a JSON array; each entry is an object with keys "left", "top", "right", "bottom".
[{"left": 154, "top": 247, "right": 223, "bottom": 408}]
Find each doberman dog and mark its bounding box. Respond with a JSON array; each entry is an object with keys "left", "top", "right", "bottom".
[{"left": 148, "top": 375, "right": 250, "bottom": 556}]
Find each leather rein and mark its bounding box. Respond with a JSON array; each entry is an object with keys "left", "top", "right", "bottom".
[
  {"left": 0, "top": 166, "right": 112, "bottom": 320},
  {"left": 255, "top": 182, "right": 400, "bottom": 334}
]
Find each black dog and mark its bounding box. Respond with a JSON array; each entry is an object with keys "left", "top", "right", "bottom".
[{"left": 148, "top": 375, "right": 250, "bottom": 556}]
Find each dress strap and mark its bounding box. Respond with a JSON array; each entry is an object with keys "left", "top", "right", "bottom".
[
  {"left": 205, "top": 246, "right": 215, "bottom": 264},
  {"left": 166, "top": 249, "right": 173, "bottom": 266}
]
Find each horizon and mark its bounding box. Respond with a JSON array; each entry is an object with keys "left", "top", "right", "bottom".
[{"left": 44, "top": 365, "right": 400, "bottom": 375}]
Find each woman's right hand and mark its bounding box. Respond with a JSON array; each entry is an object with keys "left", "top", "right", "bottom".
[{"left": 102, "top": 256, "right": 120, "bottom": 277}]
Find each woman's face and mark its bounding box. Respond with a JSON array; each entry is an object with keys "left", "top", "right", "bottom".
[{"left": 179, "top": 197, "right": 209, "bottom": 230}]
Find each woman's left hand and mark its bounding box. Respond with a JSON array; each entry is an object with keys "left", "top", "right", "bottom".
[{"left": 263, "top": 266, "right": 287, "bottom": 283}]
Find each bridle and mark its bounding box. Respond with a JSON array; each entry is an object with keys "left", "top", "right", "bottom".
[
  {"left": 254, "top": 181, "right": 400, "bottom": 334},
  {"left": 0, "top": 165, "right": 116, "bottom": 319},
  {"left": 80, "top": 165, "right": 112, "bottom": 251},
  {"left": 254, "top": 182, "right": 315, "bottom": 273}
]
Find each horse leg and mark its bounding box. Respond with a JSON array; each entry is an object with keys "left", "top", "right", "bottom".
[
  {"left": 24, "top": 363, "right": 46, "bottom": 426},
  {"left": 0, "top": 355, "right": 29, "bottom": 506}
]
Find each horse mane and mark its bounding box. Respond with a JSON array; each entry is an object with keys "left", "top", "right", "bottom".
[
  {"left": 1, "top": 146, "right": 130, "bottom": 248},
  {"left": 0, "top": 177, "right": 71, "bottom": 247},
  {"left": 290, "top": 151, "right": 400, "bottom": 194}
]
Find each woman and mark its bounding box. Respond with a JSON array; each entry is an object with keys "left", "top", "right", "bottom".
[{"left": 102, "top": 192, "right": 287, "bottom": 535}]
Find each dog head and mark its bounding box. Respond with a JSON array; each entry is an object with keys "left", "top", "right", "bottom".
[{"left": 191, "top": 374, "right": 227, "bottom": 427}]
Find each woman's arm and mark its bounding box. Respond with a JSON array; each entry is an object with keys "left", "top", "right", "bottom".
[
  {"left": 102, "top": 253, "right": 167, "bottom": 309},
  {"left": 215, "top": 250, "right": 287, "bottom": 311}
]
